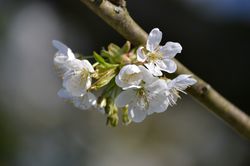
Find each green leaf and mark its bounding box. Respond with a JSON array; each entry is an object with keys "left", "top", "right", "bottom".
[
  {"left": 100, "top": 50, "right": 111, "bottom": 58},
  {"left": 101, "top": 50, "right": 116, "bottom": 64},
  {"left": 93, "top": 51, "right": 112, "bottom": 68}
]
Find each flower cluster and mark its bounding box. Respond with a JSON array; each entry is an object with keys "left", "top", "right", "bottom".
[{"left": 53, "top": 28, "right": 197, "bottom": 126}]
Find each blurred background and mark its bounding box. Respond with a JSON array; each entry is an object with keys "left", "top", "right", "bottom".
[{"left": 0, "top": 0, "right": 250, "bottom": 166}]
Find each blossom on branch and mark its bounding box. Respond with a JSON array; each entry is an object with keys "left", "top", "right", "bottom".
[
  {"left": 52, "top": 29, "right": 196, "bottom": 126},
  {"left": 115, "top": 66, "right": 169, "bottom": 122},
  {"left": 58, "top": 88, "right": 97, "bottom": 110},
  {"left": 137, "top": 28, "right": 182, "bottom": 76},
  {"left": 165, "top": 75, "right": 197, "bottom": 106},
  {"left": 62, "top": 59, "right": 94, "bottom": 97},
  {"left": 53, "top": 40, "right": 97, "bottom": 110},
  {"left": 52, "top": 40, "right": 76, "bottom": 76},
  {"left": 115, "top": 64, "right": 143, "bottom": 90}
]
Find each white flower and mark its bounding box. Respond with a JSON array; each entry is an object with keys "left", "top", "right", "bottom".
[
  {"left": 62, "top": 59, "right": 94, "bottom": 97},
  {"left": 53, "top": 40, "right": 98, "bottom": 110},
  {"left": 52, "top": 40, "right": 76, "bottom": 75},
  {"left": 115, "top": 64, "right": 143, "bottom": 90},
  {"left": 137, "top": 28, "right": 182, "bottom": 76},
  {"left": 115, "top": 65, "right": 197, "bottom": 122},
  {"left": 58, "top": 88, "right": 97, "bottom": 110},
  {"left": 165, "top": 74, "right": 197, "bottom": 106},
  {"left": 115, "top": 67, "right": 168, "bottom": 122}
]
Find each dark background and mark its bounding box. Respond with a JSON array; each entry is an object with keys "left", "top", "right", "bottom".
[{"left": 0, "top": 0, "right": 250, "bottom": 166}]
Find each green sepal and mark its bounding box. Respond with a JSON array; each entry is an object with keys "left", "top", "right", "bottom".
[
  {"left": 100, "top": 50, "right": 116, "bottom": 64},
  {"left": 120, "top": 41, "right": 131, "bottom": 53},
  {"left": 122, "top": 105, "right": 131, "bottom": 125},
  {"left": 105, "top": 97, "right": 119, "bottom": 127},
  {"left": 90, "top": 67, "right": 117, "bottom": 90},
  {"left": 108, "top": 43, "right": 121, "bottom": 56},
  {"left": 100, "top": 50, "right": 111, "bottom": 58},
  {"left": 101, "top": 41, "right": 132, "bottom": 64}
]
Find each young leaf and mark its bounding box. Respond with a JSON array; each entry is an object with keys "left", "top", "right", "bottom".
[
  {"left": 93, "top": 51, "right": 112, "bottom": 68},
  {"left": 108, "top": 43, "right": 121, "bottom": 56},
  {"left": 120, "top": 41, "right": 131, "bottom": 54}
]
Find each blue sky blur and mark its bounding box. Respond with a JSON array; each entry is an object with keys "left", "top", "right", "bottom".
[{"left": 181, "top": 0, "right": 250, "bottom": 22}]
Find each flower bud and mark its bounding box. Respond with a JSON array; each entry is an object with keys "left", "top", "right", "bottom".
[{"left": 122, "top": 105, "right": 131, "bottom": 125}]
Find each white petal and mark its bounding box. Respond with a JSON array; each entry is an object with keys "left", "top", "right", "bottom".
[
  {"left": 148, "top": 93, "right": 169, "bottom": 114},
  {"left": 86, "top": 92, "right": 97, "bottom": 106},
  {"left": 158, "top": 59, "right": 177, "bottom": 73},
  {"left": 54, "top": 53, "right": 68, "bottom": 64},
  {"left": 57, "top": 88, "right": 72, "bottom": 100},
  {"left": 115, "top": 89, "right": 136, "bottom": 108},
  {"left": 82, "top": 60, "right": 95, "bottom": 73},
  {"left": 122, "top": 64, "right": 141, "bottom": 74},
  {"left": 137, "top": 47, "right": 147, "bottom": 62},
  {"left": 115, "top": 75, "right": 129, "bottom": 88},
  {"left": 152, "top": 65, "right": 162, "bottom": 77},
  {"left": 115, "top": 75, "right": 141, "bottom": 90},
  {"left": 85, "top": 76, "right": 92, "bottom": 90},
  {"left": 128, "top": 104, "right": 147, "bottom": 123},
  {"left": 65, "top": 59, "right": 84, "bottom": 71},
  {"left": 52, "top": 40, "right": 75, "bottom": 60},
  {"left": 54, "top": 58, "right": 85, "bottom": 77},
  {"left": 52, "top": 40, "right": 68, "bottom": 55},
  {"left": 115, "top": 65, "right": 143, "bottom": 89},
  {"left": 168, "top": 74, "right": 197, "bottom": 90},
  {"left": 146, "top": 78, "right": 167, "bottom": 93},
  {"left": 138, "top": 65, "right": 157, "bottom": 84},
  {"left": 155, "top": 60, "right": 167, "bottom": 71},
  {"left": 54, "top": 55, "right": 69, "bottom": 76},
  {"left": 144, "top": 79, "right": 169, "bottom": 114},
  {"left": 159, "top": 42, "right": 182, "bottom": 59},
  {"left": 122, "top": 85, "right": 141, "bottom": 90},
  {"left": 73, "top": 92, "right": 97, "bottom": 110},
  {"left": 63, "top": 70, "right": 75, "bottom": 80},
  {"left": 63, "top": 73, "right": 87, "bottom": 97},
  {"left": 146, "top": 28, "right": 162, "bottom": 52},
  {"left": 145, "top": 62, "right": 162, "bottom": 76}
]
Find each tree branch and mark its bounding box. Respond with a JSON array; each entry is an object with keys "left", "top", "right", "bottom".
[
  {"left": 108, "top": 0, "right": 126, "bottom": 7},
  {"left": 81, "top": 0, "right": 250, "bottom": 139}
]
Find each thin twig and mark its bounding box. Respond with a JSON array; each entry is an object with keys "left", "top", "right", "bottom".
[{"left": 81, "top": 0, "right": 250, "bottom": 139}]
